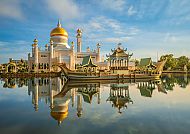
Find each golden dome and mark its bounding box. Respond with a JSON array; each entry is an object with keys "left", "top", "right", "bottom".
[
  {"left": 50, "top": 27, "right": 68, "bottom": 37},
  {"left": 50, "top": 20, "right": 68, "bottom": 37},
  {"left": 51, "top": 111, "right": 68, "bottom": 123}
]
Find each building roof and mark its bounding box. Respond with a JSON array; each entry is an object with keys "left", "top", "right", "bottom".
[
  {"left": 138, "top": 83, "right": 155, "bottom": 97},
  {"left": 139, "top": 58, "right": 152, "bottom": 66},
  {"left": 110, "top": 46, "right": 128, "bottom": 59},
  {"left": 139, "top": 87, "right": 153, "bottom": 97},
  {"left": 82, "top": 56, "right": 97, "bottom": 67},
  {"left": 78, "top": 88, "right": 99, "bottom": 103}
]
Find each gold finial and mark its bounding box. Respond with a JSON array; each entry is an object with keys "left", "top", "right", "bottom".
[
  {"left": 50, "top": 39, "right": 53, "bottom": 45},
  {"left": 71, "top": 41, "right": 74, "bottom": 50},
  {"left": 71, "top": 41, "right": 74, "bottom": 45},
  {"left": 57, "top": 19, "right": 61, "bottom": 27},
  {"left": 33, "top": 38, "right": 38, "bottom": 43},
  {"left": 77, "top": 28, "right": 82, "bottom": 33},
  {"left": 97, "top": 43, "right": 101, "bottom": 47}
]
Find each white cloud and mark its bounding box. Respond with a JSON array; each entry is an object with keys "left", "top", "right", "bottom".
[
  {"left": 81, "top": 16, "right": 140, "bottom": 36},
  {"left": 87, "top": 16, "right": 122, "bottom": 32},
  {"left": 0, "top": 40, "right": 30, "bottom": 63},
  {"left": 127, "top": 6, "right": 137, "bottom": 16},
  {"left": 164, "top": 0, "right": 190, "bottom": 25},
  {"left": 164, "top": 33, "right": 177, "bottom": 43},
  {"left": 103, "top": 37, "right": 128, "bottom": 43},
  {"left": 0, "top": 0, "right": 24, "bottom": 20},
  {"left": 166, "top": 0, "right": 190, "bottom": 17},
  {"left": 46, "top": 0, "right": 81, "bottom": 20},
  {"left": 69, "top": 16, "right": 140, "bottom": 50},
  {"left": 97, "top": 0, "right": 126, "bottom": 12},
  {"left": 127, "top": 30, "right": 190, "bottom": 60}
]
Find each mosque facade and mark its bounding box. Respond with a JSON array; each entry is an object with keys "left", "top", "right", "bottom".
[{"left": 28, "top": 20, "right": 103, "bottom": 72}]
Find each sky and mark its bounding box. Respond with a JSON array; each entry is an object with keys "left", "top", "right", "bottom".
[{"left": 0, "top": 0, "right": 190, "bottom": 63}]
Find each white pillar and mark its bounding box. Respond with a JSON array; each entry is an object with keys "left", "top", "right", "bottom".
[
  {"left": 71, "top": 88, "right": 76, "bottom": 107},
  {"left": 76, "top": 29, "right": 82, "bottom": 53},
  {"left": 34, "top": 45, "right": 38, "bottom": 72},
  {"left": 49, "top": 78, "right": 53, "bottom": 109},
  {"left": 34, "top": 78, "right": 39, "bottom": 111},
  {"left": 77, "top": 94, "right": 83, "bottom": 117},
  {"left": 96, "top": 43, "right": 101, "bottom": 62},
  {"left": 50, "top": 40, "right": 54, "bottom": 72}
]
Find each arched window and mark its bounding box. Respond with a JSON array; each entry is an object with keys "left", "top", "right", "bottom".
[
  {"left": 46, "top": 63, "right": 49, "bottom": 69},
  {"left": 44, "top": 63, "right": 46, "bottom": 69}
]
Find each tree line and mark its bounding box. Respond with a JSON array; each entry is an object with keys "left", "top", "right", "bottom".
[{"left": 160, "top": 54, "right": 190, "bottom": 71}]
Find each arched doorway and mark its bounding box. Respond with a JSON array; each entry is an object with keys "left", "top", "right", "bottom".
[{"left": 6, "top": 63, "right": 16, "bottom": 73}]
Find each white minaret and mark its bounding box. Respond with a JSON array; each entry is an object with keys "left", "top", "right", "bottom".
[
  {"left": 33, "top": 78, "right": 39, "bottom": 111},
  {"left": 28, "top": 53, "right": 31, "bottom": 71},
  {"left": 49, "top": 40, "right": 54, "bottom": 72},
  {"left": 49, "top": 78, "right": 54, "bottom": 109},
  {"left": 76, "top": 29, "right": 82, "bottom": 53},
  {"left": 77, "top": 94, "right": 83, "bottom": 117},
  {"left": 45, "top": 44, "right": 48, "bottom": 51},
  {"left": 71, "top": 88, "right": 76, "bottom": 107},
  {"left": 33, "top": 38, "right": 39, "bottom": 72},
  {"left": 96, "top": 43, "right": 101, "bottom": 62},
  {"left": 71, "top": 41, "right": 74, "bottom": 51},
  {"left": 70, "top": 41, "right": 75, "bottom": 70},
  {"left": 97, "top": 88, "right": 101, "bottom": 104}
]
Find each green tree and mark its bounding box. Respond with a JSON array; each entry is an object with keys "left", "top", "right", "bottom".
[
  {"left": 186, "top": 62, "right": 190, "bottom": 70},
  {"left": 177, "top": 56, "right": 189, "bottom": 70},
  {"left": 160, "top": 54, "right": 177, "bottom": 70}
]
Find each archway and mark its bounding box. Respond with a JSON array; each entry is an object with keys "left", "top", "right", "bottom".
[{"left": 6, "top": 63, "right": 16, "bottom": 73}]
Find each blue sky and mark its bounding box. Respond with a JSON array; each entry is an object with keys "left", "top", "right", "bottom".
[{"left": 0, "top": 0, "right": 190, "bottom": 63}]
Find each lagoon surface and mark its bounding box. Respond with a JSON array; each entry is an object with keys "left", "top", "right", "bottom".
[{"left": 0, "top": 74, "right": 190, "bottom": 134}]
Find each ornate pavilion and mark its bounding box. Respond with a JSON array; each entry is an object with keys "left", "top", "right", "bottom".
[{"left": 107, "top": 43, "right": 134, "bottom": 74}]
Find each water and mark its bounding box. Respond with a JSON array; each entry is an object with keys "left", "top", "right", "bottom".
[{"left": 0, "top": 74, "right": 190, "bottom": 134}]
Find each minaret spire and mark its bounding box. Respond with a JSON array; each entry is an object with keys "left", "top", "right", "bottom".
[{"left": 57, "top": 19, "right": 61, "bottom": 27}]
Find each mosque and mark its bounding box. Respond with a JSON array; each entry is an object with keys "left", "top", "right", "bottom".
[{"left": 28, "top": 20, "right": 105, "bottom": 72}]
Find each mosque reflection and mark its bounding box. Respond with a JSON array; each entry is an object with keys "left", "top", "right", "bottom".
[{"left": 1, "top": 74, "right": 190, "bottom": 125}]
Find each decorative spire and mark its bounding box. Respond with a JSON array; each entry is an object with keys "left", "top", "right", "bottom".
[
  {"left": 33, "top": 38, "right": 38, "bottom": 46},
  {"left": 50, "top": 39, "right": 53, "bottom": 45},
  {"left": 57, "top": 19, "right": 61, "bottom": 27},
  {"left": 71, "top": 41, "right": 74, "bottom": 50},
  {"left": 77, "top": 28, "right": 82, "bottom": 34},
  {"left": 117, "top": 43, "right": 122, "bottom": 48},
  {"left": 77, "top": 28, "right": 82, "bottom": 37},
  {"left": 97, "top": 43, "right": 101, "bottom": 47}
]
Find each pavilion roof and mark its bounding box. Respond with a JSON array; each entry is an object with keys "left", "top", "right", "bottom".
[
  {"left": 82, "top": 55, "right": 97, "bottom": 67},
  {"left": 110, "top": 46, "right": 128, "bottom": 59},
  {"left": 78, "top": 90, "right": 99, "bottom": 104},
  {"left": 139, "top": 58, "right": 152, "bottom": 66},
  {"left": 139, "top": 87, "right": 153, "bottom": 97}
]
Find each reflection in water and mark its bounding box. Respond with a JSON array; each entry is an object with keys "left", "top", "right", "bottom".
[
  {"left": 1, "top": 74, "right": 190, "bottom": 126},
  {"left": 107, "top": 84, "right": 133, "bottom": 114}
]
